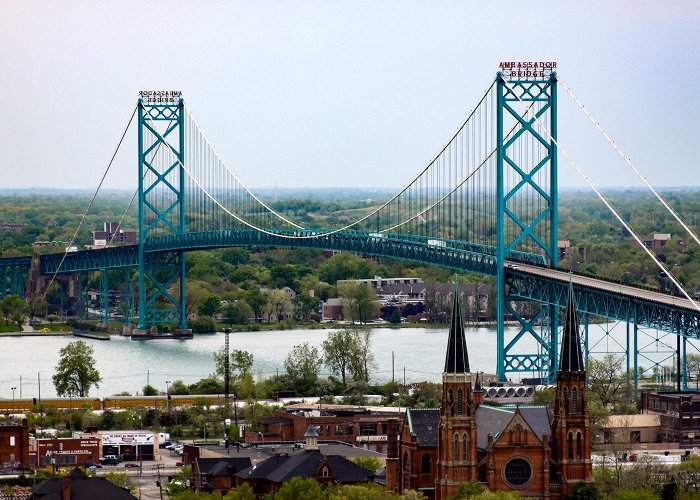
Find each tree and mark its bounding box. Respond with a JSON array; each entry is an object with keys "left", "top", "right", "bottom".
[
  {"left": 338, "top": 282, "right": 379, "bottom": 324},
  {"left": 322, "top": 329, "right": 358, "bottom": 387},
  {"left": 198, "top": 294, "right": 222, "bottom": 318},
  {"left": 143, "top": 384, "right": 158, "bottom": 396},
  {"left": 26, "top": 292, "right": 47, "bottom": 319},
  {"left": 222, "top": 301, "right": 253, "bottom": 326},
  {"left": 349, "top": 329, "right": 377, "bottom": 384},
  {"left": 318, "top": 252, "right": 374, "bottom": 284},
  {"left": 244, "top": 287, "right": 267, "bottom": 323},
  {"left": 168, "top": 380, "right": 190, "bottom": 395},
  {"left": 351, "top": 456, "right": 383, "bottom": 474},
  {"left": 588, "top": 354, "right": 626, "bottom": 408},
  {"left": 456, "top": 481, "right": 484, "bottom": 499},
  {"left": 274, "top": 477, "right": 325, "bottom": 500},
  {"left": 263, "top": 289, "right": 293, "bottom": 322},
  {"left": 103, "top": 471, "right": 136, "bottom": 495},
  {"left": 3, "top": 295, "right": 28, "bottom": 332},
  {"left": 284, "top": 342, "right": 321, "bottom": 395},
  {"left": 293, "top": 294, "right": 320, "bottom": 321},
  {"left": 389, "top": 309, "right": 402, "bottom": 324},
  {"left": 214, "top": 348, "right": 254, "bottom": 385},
  {"left": 52, "top": 340, "right": 102, "bottom": 397}
]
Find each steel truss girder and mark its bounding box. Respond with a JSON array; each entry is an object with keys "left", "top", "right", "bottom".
[{"left": 506, "top": 271, "right": 700, "bottom": 339}]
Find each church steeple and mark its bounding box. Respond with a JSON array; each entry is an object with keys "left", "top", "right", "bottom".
[
  {"left": 444, "top": 283, "right": 469, "bottom": 373},
  {"left": 559, "top": 280, "right": 584, "bottom": 373}
]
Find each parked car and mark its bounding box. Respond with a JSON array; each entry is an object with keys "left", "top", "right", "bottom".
[
  {"left": 100, "top": 455, "right": 119, "bottom": 466},
  {"left": 159, "top": 441, "right": 172, "bottom": 449},
  {"left": 83, "top": 461, "right": 102, "bottom": 469}
]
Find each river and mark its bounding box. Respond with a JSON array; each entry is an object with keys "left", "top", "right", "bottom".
[{"left": 0, "top": 322, "right": 672, "bottom": 399}]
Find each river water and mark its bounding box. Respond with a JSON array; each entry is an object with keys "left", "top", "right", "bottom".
[{"left": 0, "top": 322, "right": 677, "bottom": 399}]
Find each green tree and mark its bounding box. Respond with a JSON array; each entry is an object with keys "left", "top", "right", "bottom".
[
  {"left": 351, "top": 456, "right": 383, "bottom": 474},
  {"left": 168, "top": 379, "right": 191, "bottom": 395},
  {"left": 214, "top": 348, "right": 254, "bottom": 385},
  {"left": 318, "top": 252, "right": 373, "bottom": 283},
  {"left": 274, "top": 476, "right": 326, "bottom": 500},
  {"left": 244, "top": 287, "right": 267, "bottom": 323},
  {"left": 293, "top": 294, "right": 321, "bottom": 321},
  {"left": 52, "top": 340, "right": 102, "bottom": 397},
  {"left": 322, "top": 329, "right": 358, "bottom": 387},
  {"left": 222, "top": 301, "right": 253, "bottom": 326},
  {"left": 349, "top": 329, "right": 376, "bottom": 384},
  {"left": 26, "top": 292, "right": 47, "bottom": 319},
  {"left": 3, "top": 295, "right": 28, "bottom": 332},
  {"left": 103, "top": 471, "right": 136, "bottom": 495},
  {"left": 198, "top": 294, "right": 222, "bottom": 318},
  {"left": 143, "top": 384, "right": 158, "bottom": 396},
  {"left": 389, "top": 309, "right": 402, "bottom": 325},
  {"left": 284, "top": 342, "right": 321, "bottom": 395},
  {"left": 456, "top": 481, "right": 484, "bottom": 499},
  {"left": 588, "top": 354, "right": 626, "bottom": 408},
  {"left": 562, "top": 482, "right": 601, "bottom": 500}
]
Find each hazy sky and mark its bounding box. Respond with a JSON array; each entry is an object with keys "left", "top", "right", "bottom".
[{"left": 2, "top": 1, "right": 699, "bottom": 192}]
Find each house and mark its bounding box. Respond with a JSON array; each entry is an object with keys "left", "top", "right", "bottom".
[
  {"left": 91, "top": 222, "right": 136, "bottom": 246},
  {"left": 236, "top": 427, "right": 375, "bottom": 497},
  {"left": 386, "top": 281, "right": 593, "bottom": 499},
  {"left": 32, "top": 467, "right": 137, "bottom": 499},
  {"left": 193, "top": 457, "right": 252, "bottom": 494}
]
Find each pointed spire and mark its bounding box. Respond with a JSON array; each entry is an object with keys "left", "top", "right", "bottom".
[
  {"left": 559, "top": 279, "right": 584, "bottom": 372},
  {"left": 444, "top": 280, "right": 470, "bottom": 373}
]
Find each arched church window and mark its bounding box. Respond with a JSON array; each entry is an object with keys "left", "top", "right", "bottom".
[
  {"left": 463, "top": 434, "right": 469, "bottom": 461},
  {"left": 567, "top": 432, "right": 573, "bottom": 459},
  {"left": 449, "top": 389, "right": 454, "bottom": 417},
  {"left": 577, "top": 431, "right": 582, "bottom": 460},
  {"left": 421, "top": 453, "right": 431, "bottom": 474},
  {"left": 457, "top": 389, "right": 463, "bottom": 415},
  {"left": 453, "top": 433, "right": 459, "bottom": 462},
  {"left": 572, "top": 387, "right": 578, "bottom": 413},
  {"left": 563, "top": 387, "right": 569, "bottom": 415}
]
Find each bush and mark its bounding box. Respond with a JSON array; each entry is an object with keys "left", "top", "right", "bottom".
[{"left": 188, "top": 317, "right": 215, "bottom": 333}]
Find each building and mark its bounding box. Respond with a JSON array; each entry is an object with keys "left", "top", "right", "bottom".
[
  {"left": 76, "top": 430, "right": 159, "bottom": 461},
  {"left": 557, "top": 240, "right": 586, "bottom": 261},
  {"left": 337, "top": 276, "right": 424, "bottom": 290},
  {"left": 91, "top": 222, "right": 136, "bottom": 246},
  {"left": 246, "top": 404, "right": 403, "bottom": 454},
  {"left": 598, "top": 414, "right": 662, "bottom": 446},
  {"left": 32, "top": 467, "right": 137, "bottom": 499},
  {"left": 193, "top": 457, "right": 252, "bottom": 494},
  {"left": 0, "top": 419, "right": 29, "bottom": 471},
  {"left": 641, "top": 392, "right": 700, "bottom": 447},
  {"left": 386, "top": 282, "right": 593, "bottom": 499},
  {"left": 235, "top": 427, "right": 375, "bottom": 497},
  {"left": 30, "top": 437, "right": 100, "bottom": 470}
]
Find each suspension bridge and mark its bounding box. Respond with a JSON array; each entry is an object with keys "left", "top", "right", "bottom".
[{"left": 2, "top": 65, "right": 700, "bottom": 390}]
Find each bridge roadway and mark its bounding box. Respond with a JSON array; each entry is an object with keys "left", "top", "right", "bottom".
[{"left": 4, "top": 228, "right": 699, "bottom": 338}]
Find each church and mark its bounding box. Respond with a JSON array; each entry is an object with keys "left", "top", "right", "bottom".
[{"left": 385, "top": 282, "right": 593, "bottom": 499}]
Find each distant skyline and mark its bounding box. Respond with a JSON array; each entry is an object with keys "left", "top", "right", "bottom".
[{"left": 2, "top": 1, "right": 699, "bottom": 193}]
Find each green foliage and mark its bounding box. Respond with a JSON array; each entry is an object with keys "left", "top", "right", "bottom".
[
  {"left": 562, "top": 482, "right": 600, "bottom": 500},
  {"left": 222, "top": 301, "right": 253, "bottom": 325},
  {"left": 52, "top": 340, "right": 102, "bottom": 397},
  {"left": 189, "top": 316, "right": 216, "bottom": 333},
  {"left": 244, "top": 287, "right": 268, "bottom": 323},
  {"left": 199, "top": 294, "right": 222, "bottom": 317},
  {"left": 318, "top": 252, "right": 374, "bottom": 283},
  {"left": 322, "top": 329, "right": 376, "bottom": 387},
  {"left": 143, "top": 384, "right": 159, "bottom": 396},
  {"left": 284, "top": 342, "right": 321, "bottom": 395},
  {"left": 214, "top": 348, "right": 254, "bottom": 387},
  {"left": 2, "top": 295, "right": 28, "bottom": 331},
  {"left": 169, "top": 379, "right": 191, "bottom": 395},
  {"left": 389, "top": 309, "right": 402, "bottom": 324},
  {"left": 103, "top": 471, "right": 136, "bottom": 495},
  {"left": 351, "top": 456, "right": 383, "bottom": 474},
  {"left": 587, "top": 353, "right": 627, "bottom": 408},
  {"left": 273, "top": 477, "right": 325, "bottom": 500},
  {"left": 455, "top": 481, "right": 484, "bottom": 499}
]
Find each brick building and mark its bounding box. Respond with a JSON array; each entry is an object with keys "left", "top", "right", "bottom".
[
  {"left": 193, "top": 457, "right": 252, "bottom": 494},
  {"left": 641, "top": 391, "right": 700, "bottom": 447},
  {"left": 386, "top": 282, "right": 593, "bottom": 498},
  {"left": 30, "top": 437, "right": 100, "bottom": 470},
  {"left": 0, "top": 419, "right": 29, "bottom": 471}
]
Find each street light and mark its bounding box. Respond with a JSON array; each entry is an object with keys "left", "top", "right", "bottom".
[{"left": 10, "top": 387, "right": 16, "bottom": 417}]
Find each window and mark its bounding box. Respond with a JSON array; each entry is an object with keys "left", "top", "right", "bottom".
[
  {"left": 563, "top": 388, "right": 569, "bottom": 414},
  {"left": 568, "top": 432, "right": 573, "bottom": 459},
  {"left": 572, "top": 388, "right": 578, "bottom": 413},
  {"left": 457, "top": 389, "right": 463, "bottom": 415},
  {"left": 421, "top": 453, "right": 431, "bottom": 474},
  {"left": 462, "top": 434, "right": 469, "bottom": 461},
  {"left": 59, "top": 456, "right": 76, "bottom": 465},
  {"left": 321, "top": 466, "right": 329, "bottom": 478},
  {"left": 9, "top": 436, "right": 15, "bottom": 447},
  {"left": 453, "top": 433, "right": 459, "bottom": 461},
  {"left": 403, "top": 452, "right": 410, "bottom": 490},
  {"left": 576, "top": 432, "right": 582, "bottom": 459},
  {"left": 504, "top": 458, "right": 532, "bottom": 487},
  {"left": 449, "top": 389, "right": 454, "bottom": 416}
]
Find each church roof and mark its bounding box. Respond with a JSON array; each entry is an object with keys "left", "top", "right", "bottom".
[
  {"left": 235, "top": 450, "right": 374, "bottom": 484},
  {"left": 559, "top": 280, "right": 584, "bottom": 372},
  {"left": 33, "top": 467, "right": 137, "bottom": 499},
  {"left": 196, "top": 457, "right": 252, "bottom": 477},
  {"left": 405, "top": 408, "right": 440, "bottom": 447},
  {"left": 474, "top": 405, "right": 550, "bottom": 450},
  {"left": 444, "top": 282, "right": 470, "bottom": 373}
]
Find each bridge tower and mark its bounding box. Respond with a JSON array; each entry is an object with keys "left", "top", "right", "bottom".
[
  {"left": 135, "top": 91, "right": 189, "bottom": 334},
  {"left": 496, "top": 68, "right": 558, "bottom": 382}
]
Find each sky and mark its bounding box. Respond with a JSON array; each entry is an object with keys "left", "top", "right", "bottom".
[{"left": 1, "top": 1, "right": 699, "bottom": 192}]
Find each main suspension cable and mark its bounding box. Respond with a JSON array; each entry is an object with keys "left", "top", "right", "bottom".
[
  {"left": 43, "top": 105, "right": 138, "bottom": 299},
  {"left": 503, "top": 78, "right": 700, "bottom": 313},
  {"left": 559, "top": 77, "right": 700, "bottom": 248}
]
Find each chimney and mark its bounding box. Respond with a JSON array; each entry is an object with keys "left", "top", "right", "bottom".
[
  {"left": 62, "top": 476, "right": 71, "bottom": 500},
  {"left": 473, "top": 372, "right": 484, "bottom": 406},
  {"left": 385, "top": 419, "right": 399, "bottom": 492}
]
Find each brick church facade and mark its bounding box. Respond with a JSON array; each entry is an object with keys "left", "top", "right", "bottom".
[{"left": 386, "top": 283, "right": 593, "bottom": 498}]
